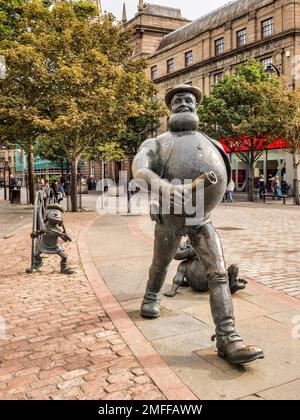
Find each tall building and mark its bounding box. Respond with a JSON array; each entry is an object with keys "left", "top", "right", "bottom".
[{"left": 122, "top": 0, "right": 300, "bottom": 191}]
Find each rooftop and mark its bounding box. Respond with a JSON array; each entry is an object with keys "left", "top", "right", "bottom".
[
  {"left": 158, "top": 0, "right": 274, "bottom": 50},
  {"left": 142, "top": 4, "right": 183, "bottom": 19}
]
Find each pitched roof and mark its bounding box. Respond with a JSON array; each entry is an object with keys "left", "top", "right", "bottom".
[
  {"left": 143, "top": 4, "right": 183, "bottom": 19},
  {"left": 158, "top": 0, "right": 274, "bottom": 50}
]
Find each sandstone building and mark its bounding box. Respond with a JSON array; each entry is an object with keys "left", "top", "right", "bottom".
[{"left": 118, "top": 0, "right": 300, "bottom": 191}]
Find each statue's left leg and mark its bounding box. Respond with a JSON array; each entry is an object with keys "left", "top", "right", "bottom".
[
  {"left": 58, "top": 250, "right": 75, "bottom": 275},
  {"left": 188, "top": 224, "right": 264, "bottom": 365}
]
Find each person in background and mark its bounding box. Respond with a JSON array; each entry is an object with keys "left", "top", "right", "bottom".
[
  {"left": 259, "top": 174, "right": 266, "bottom": 198},
  {"left": 226, "top": 179, "right": 235, "bottom": 203},
  {"left": 272, "top": 175, "right": 282, "bottom": 200},
  {"left": 50, "top": 179, "right": 59, "bottom": 200},
  {"left": 60, "top": 175, "right": 66, "bottom": 196}
]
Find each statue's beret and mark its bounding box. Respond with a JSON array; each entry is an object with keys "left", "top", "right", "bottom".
[{"left": 47, "top": 204, "right": 65, "bottom": 213}]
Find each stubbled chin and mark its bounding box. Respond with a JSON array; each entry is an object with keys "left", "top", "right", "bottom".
[{"left": 169, "top": 113, "right": 199, "bottom": 132}]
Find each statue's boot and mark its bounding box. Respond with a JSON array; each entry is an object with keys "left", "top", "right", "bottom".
[
  {"left": 26, "top": 256, "right": 43, "bottom": 274},
  {"left": 141, "top": 261, "right": 169, "bottom": 318},
  {"left": 227, "top": 264, "right": 248, "bottom": 295},
  {"left": 60, "top": 257, "right": 75, "bottom": 275},
  {"left": 141, "top": 291, "right": 161, "bottom": 318},
  {"left": 209, "top": 273, "right": 264, "bottom": 365}
]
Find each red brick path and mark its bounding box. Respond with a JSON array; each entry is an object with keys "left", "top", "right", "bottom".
[{"left": 0, "top": 214, "right": 165, "bottom": 400}]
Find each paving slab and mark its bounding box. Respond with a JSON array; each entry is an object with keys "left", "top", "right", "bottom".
[
  {"left": 87, "top": 207, "right": 300, "bottom": 400},
  {"left": 257, "top": 379, "right": 300, "bottom": 400}
]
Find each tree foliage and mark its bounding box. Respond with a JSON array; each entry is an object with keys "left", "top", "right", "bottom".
[
  {"left": 0, "top": 0, "right": 28, "bottom": 41},
  {"left": 198, "top": 59, "right": 295, "bottom": 200},
  {"left": 276, "top": 90, "right": 300, "bottom": 204},
  {"left": 0, "top": 0, "right": 163, "bottom": 210}
]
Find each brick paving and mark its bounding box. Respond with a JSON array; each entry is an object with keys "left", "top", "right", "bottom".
[
  {"left": 214, "top": 204, "right": 300, "bottom": 299},
  {"left": 138, "top": 202, "right": 300, "bottom": 300},
  {"left": 0, "top": 213, "right": 165, "bottom": 400}
]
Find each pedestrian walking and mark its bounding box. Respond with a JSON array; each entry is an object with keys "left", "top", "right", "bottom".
[
  {"left": 259, "top": 174, "right": 266, "bottom": 198},
  {"left": 272, "top": 176, "right": 282, "bottom": 200},
  {"left": 226, "top": 179, "right": 235, "bottom": 203}
]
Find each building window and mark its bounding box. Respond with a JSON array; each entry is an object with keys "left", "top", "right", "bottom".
[
  {"left": 167, "top": 58, "right": 174, "bottom": 74},
  {"left": 185, "top": 51, "right": 193, "bottom": 67},
  {"left": 151, "top": 65, "right": 157, "bottom": 80},
  {"left": 215, "top": 38, "right": 224, "bottom": 56},
  {"left": 261, "top": 56, "right": 273, "bottom": 70},
  {"left": 237, "top": 28, "right": 247, "bottom": 47},
  {"left": 262, "top": 18, "right": 273, "bottom": 38},
  {"left": 214, "top": 72, "right": 224, "bottom": 84}
]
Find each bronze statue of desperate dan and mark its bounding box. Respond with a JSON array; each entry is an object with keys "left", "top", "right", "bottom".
[{"left": 132, "top": 84, "right": 264, "bottom": 365}]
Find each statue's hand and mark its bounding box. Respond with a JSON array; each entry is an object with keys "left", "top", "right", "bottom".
[
  {"left": 61, "top": 233, "right": 72, "bottom": 242},
  {"left": 161, "top": 184, "right": 188, "bottom": 210},
  {"left": 30, "top": 231, "right": 38, "bottom": 239}
]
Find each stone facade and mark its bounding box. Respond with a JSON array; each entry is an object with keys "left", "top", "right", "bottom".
[
  {"left": 86, "top": 1, "right": 300, "bottom": 188},
  {"left": 125, "top": 0, "right": 300, "bottom": 133},
  {"left": 0, "top": 148, "right": 16, "bottom": 177}
]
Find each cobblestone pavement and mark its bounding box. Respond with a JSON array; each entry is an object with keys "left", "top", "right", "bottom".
[
  {"left": 138, "top": 202, "right": 300, "bottom": 300},
  {"left": 0, "top": 200, "right": 33, "bottom": 238},
  {"left": 0, "top": 213, "right": 165, "bottom": 400}
]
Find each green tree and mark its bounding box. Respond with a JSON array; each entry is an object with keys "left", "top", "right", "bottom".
[
  {"left": 0, "top": 0, "right": 163, "bottom": 211},
  {"left": 85, "top": 97, "right": 166, "bottom": 182},
  {"left": 118, "top": 97, "right": 167, "bottom": 158},
  {"left": 277, "top": 91, "right": 300, "bottom": 205},
  {"left": 35, "top": 137, "right": 69, "bottom": 175},
  {"left": 198, "top": 59, "right": 291, "bottom": 201},
  {"left": 0, "top": 0, "right": 28, "bottom": 41}
]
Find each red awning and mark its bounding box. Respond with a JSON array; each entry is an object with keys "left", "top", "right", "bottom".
[{"left": 220, "top": 138, "right": 289, "bottom": 153}]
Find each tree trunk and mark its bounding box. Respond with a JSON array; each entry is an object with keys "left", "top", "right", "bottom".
[
  {"left": 70, "top": 157, "right": 78, "bottom": 212},
  {"left": 247, "top": 163, "right": 254, "bottom": 202},
  {"left": 293, "top": 152, "right": 300, "bottom": 206},
  {"left": 27, "top": 146, "right": 35, "bottom": 205}
]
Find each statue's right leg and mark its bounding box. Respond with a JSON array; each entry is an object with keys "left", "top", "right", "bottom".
[
  {"left": 141, "top": 224, "right": 182, "bottom": 318},
  {"left": 26, "top": 253, "right": 43, "bottom": 274}
]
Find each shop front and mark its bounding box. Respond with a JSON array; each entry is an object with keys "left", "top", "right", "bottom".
[{"left": 222, "top": 140, "right": 291, "bottom": 193}]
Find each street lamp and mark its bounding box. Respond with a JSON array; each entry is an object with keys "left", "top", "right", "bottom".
[
  {"left": 264, "top": 63, "right": 281, "bottom": 77},
  {"left": 0, "top": 160, "right": 11, "bottom": 201}
]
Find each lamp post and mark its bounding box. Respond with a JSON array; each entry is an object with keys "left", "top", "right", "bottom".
[
  {"left": 264, "top": 63, "right": 281, "bottom": 77},
  {"left": 2, "top": 160, "right": 11, "bottom": 201},
  {"left": 264, "top": 63, "right": 281, "bottom": 192}
]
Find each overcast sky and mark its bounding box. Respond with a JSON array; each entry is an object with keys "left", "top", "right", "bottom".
[{"left": 101, "top": 0, "right": 232, "bottom": 21}]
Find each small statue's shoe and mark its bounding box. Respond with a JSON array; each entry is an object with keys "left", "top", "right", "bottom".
[
  {"left": 61, "top": 267, "right": 76, "bottom": 275},
  {"left": 212, "top": 333, "right": 264, "bottom": 365},
  {"left": 26, "top": 259, "right": 43, "bottom": 274},
  {"left": 141, "top": 291, "right": 161, "bottom": 318}
]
